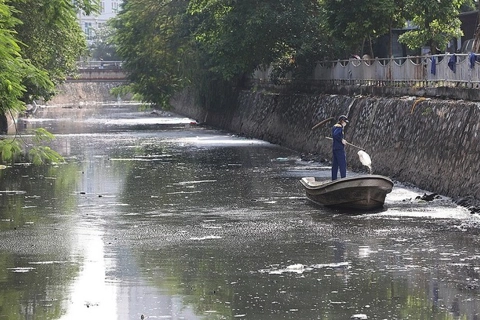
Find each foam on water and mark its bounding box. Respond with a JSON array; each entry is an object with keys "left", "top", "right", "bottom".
[
  {"left": 175, "top": 135, "right": 270, "bottom": 147},
  {"left": 260, "top": 262, "right": 350, "bottom": 275}
]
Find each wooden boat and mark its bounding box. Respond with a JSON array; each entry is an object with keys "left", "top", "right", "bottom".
[{"left": 300, "top": 175, "right": 394, "bottom": 210}]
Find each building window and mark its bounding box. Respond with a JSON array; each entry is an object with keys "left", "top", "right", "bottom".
[{"left": 85, "top": 22, "right": 93, "bottom": 40}]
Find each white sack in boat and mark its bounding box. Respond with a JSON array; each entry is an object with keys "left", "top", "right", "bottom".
[{"left": 357, "top": 150, "right": 372, "bottom": 173}]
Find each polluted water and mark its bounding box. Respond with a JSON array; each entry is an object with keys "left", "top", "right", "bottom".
[{"left": 0, "top": 102, "right": 479, "bottom": 319}]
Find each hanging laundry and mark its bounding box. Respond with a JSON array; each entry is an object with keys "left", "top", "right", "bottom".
[
  {"left": 469, "top": 52, "right": 477, "bottom": 69},
  {"left": 448, "top": 54, "right": 457, "bottom": 73}
]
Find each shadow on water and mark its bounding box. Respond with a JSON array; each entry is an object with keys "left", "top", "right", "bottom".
[
  {"left": 0, "top": 103, "right": 479, "bottom": 319},
  {"left": 302, "top": 200, "right": 385, "bottom": 216}
]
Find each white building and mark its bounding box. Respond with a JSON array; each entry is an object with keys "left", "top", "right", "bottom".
[{"left": 77, "top": 1, "right": 123, "bottom": 43}]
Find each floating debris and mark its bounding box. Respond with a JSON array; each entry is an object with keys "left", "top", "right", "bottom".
[{"left": 416, "top": 193, "right": 439, "bottom": 201}]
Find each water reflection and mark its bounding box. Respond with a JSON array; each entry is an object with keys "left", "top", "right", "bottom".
[
  {"left": 0, "top": 103, "right": 479, "bottom": 319},
  {"left": 62, "top": 227, "right": 117, "bottom": 319}
]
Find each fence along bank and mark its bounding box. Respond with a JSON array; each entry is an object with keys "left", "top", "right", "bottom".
[
  {"left": 172, "top": 57, "right": 480, "bottom": 207},
  {"left": 256, "top": 54, "right": 480, "bottom": 89}
]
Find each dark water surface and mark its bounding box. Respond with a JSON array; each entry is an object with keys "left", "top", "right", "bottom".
[{"left": 1, "top": 103, "right": 480, "bottom": 320}]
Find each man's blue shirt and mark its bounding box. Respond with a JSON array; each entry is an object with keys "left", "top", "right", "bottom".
[{"left": 332, "top": 124, "right": 344, "bottom": 150}]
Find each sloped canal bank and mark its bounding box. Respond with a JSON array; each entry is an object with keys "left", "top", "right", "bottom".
[{"left": 0, "top": 103, "right": 479, "bottom": 319}]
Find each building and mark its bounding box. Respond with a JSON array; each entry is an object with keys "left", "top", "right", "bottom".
[
  {"left": 77, "top": 1, "right": 123, "bottom": 44},
  {"left": 372, "top": 11, "right": 479, "bottom": 58}
]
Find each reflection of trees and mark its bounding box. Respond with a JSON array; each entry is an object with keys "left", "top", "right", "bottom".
[
  {"left": 128, "top": 236, "right": 460, "bottom": 319},
  {"left": 337, "top": 235, "right": 477, "bottom": 320},
  {"left": 0, "top": 163, "right": 81, "bottom": 319},
  {"left": 0, "top": 163, "right": 80, "bottom": 230},
  {"left": 0, "top": 252, "right": 80, "bottom": 319},
  {"left": 129, "top": 246, "right": 436, "bottom": 319}
]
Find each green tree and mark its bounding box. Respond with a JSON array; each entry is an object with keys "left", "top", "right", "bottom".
[
  {"left": 88, "top": 24, "right": 121, "bottom": 61},
  {"left": 11, "top": 0, "right": 100, "bottom": 102},
  {"left": 0, "top": 1, "right": 34, "bottom": 114},
  {"left": 323, "top": 0, "right": 405, "bottom": 57},
  {"left": 187, "top": 0, "right": 327, "bottom": 81},
  {"left": 399, "top": 0, "right": 468, "bottom": 53},
  {"left": 112, "top": 0, "right": 335, "bottom": 108},
  {"left": 111, "top": 0, "right": 190, "bottom": 108},
  {"left": 0, "top": 0, "right": 99, "bottom": 165}
]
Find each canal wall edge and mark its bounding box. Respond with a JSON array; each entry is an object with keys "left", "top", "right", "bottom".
[
  {"left": 172, "top": 89, "right": 480, "bottom": 205},
  {"left": 48, "top": 81, "right": 126, "bottom": 105}
]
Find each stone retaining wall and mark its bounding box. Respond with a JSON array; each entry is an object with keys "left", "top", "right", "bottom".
[
  {"left": 172, "top": 90, "right": 480, "bottom": 203},
  {"left": 48, "top": 81, "right": 126, "bottom": 105}
]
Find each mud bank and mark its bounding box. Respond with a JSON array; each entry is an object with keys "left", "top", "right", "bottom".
[{"left": 172, "top": 90, "right": 480, "bottom": 205}]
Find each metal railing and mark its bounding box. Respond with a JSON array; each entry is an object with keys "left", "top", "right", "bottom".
[
  {"left": 253, "top": 54, "right": 480, "bottom": 88},
  {"left": 77, "top": 60, "right": 123, "bottom": 70},
  {"left": 77, "top": 56, "right": 480, "bottom": 87}
]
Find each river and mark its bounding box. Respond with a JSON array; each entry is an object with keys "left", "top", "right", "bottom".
[{"left": 0, "top": 102, "right": 479, "bottom": 320}]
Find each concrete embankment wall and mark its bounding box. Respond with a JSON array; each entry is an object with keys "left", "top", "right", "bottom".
[
  {"left": 48, "top": 81, "right": 125, "bottom": 105},
  {"left": 172, "top": 90, "right": 480, "bottom": 203}
]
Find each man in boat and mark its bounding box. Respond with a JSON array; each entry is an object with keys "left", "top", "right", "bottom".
[{"left": 331, "top": 115, "right": 348, "bottom": 180}]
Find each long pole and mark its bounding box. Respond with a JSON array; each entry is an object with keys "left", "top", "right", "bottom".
[
  {"left": 325, "top": 137, "right": 364, "bottom": 150},
  {"left": 311, "top": 117, "right": 334, "bottom": 130}
]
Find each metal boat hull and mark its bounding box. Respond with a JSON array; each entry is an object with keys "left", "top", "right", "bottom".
[{"left": 300, "top": 175, "right": 394, "bottom": 210}]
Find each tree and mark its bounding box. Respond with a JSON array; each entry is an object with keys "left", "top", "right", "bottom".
[
  {"left": 470, "top": 0, "right": 480, "bottom": 53},
  {"left": 0, "top": 0, "right": 99, "bottom": 165},
  {"left": 112, "top": 0, "right": 190, "bottom": 108},
  {"left": 11, "top": 0, "right": 100, "bottom": 102},
  {"left": 399, "top": 0, "right": 468, "bottom": 53},
  {"left": 112, "top": 0, "right": 336, "bottom": 108},
  {"left": 323, "top": 0, "right": 404, "bottom": 57},
  {"left": 0, "top": 2, "right": 41, "bottom": 114},
  {"left": 187, "top": 0, "right": 327, "bottom": 81},
  {"left": 88, "top": 24, "right": 121, "bottom": 61}
]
